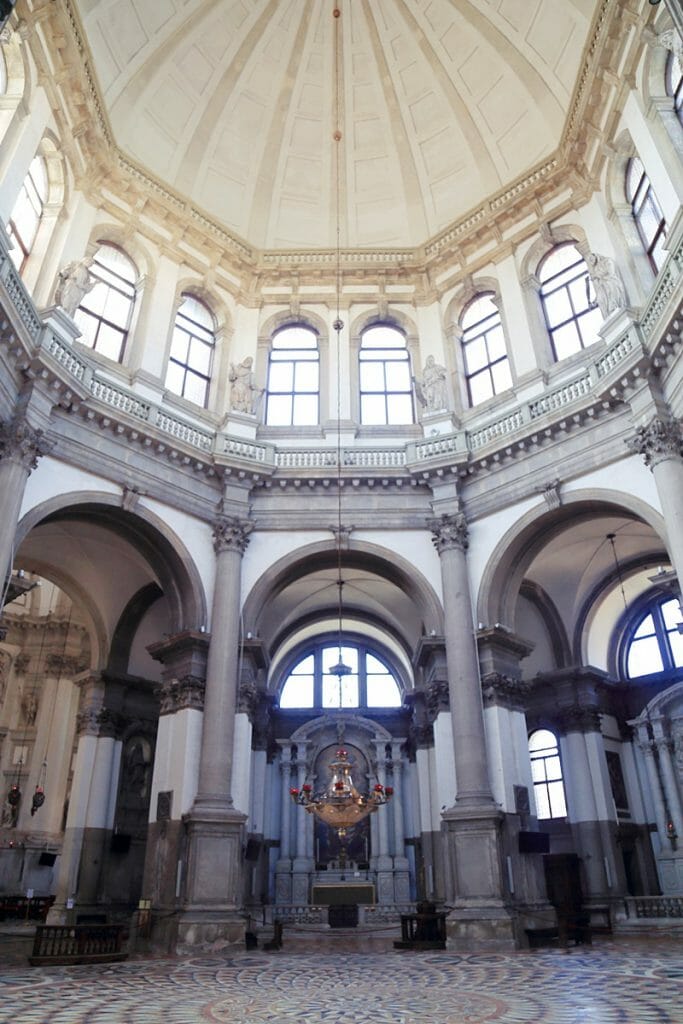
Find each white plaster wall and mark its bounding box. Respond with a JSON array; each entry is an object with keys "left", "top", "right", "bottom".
[
  {"left": 139, "top": 495, "right": 213, "bottom": 620},
  {"left": 0, "top": 87, "right": 52, "bottom": 222},
  {"left": 149, "top": 707, "right": 202, "bottom": 820},
  {"left": 241, "top": 530, "right": 331, "bottom": 602},
  {"left": 356, "top": 529, "right": 442, "bottom": 597},
  {"left": 232, "top": 712, "right": 252, "bottom": 817},
  {"left": 433, "top": 711, "right": 456, "bottom": 820},
  {"left": 563, "top": 455, "right": 662, "bottom": 513},
  {"left": 19, "top": 458, "right": 120, "bottom": 521},
  {"left": 484, "top": 705, "right": 533, "bottom": 813},
  {"left": 623, "top": 91, "right": 682, "bottom": 222},
  {"left": 468, "top": 495, "right": 538, "bottom": 605}
]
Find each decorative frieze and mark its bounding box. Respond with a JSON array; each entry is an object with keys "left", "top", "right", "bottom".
[
  {"left": 627, "top": 417, "right": 683, "bottom": 469},
  {"left": 75, "top": 706, "right": 125, "bottom": 738},
  {"left": 429, "top": 512, "right": 468, "bottom": 554},
  {"left": 45, "top": 653, "right": 88, "bottom": 676},
  {"left": 158, "top": 675, "right": 206, "bottom": 715},
  {"left": 426, "top": 678, "right": 450, "bottom": 719}
]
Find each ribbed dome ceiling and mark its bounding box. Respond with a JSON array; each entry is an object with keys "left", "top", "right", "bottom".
[{"left": 75, "top": 0, "right": 598, "bottom": 251}]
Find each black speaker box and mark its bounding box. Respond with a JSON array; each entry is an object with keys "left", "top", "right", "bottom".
[{"left": 518, "top": 830, "right": 550, "bottom": 854}]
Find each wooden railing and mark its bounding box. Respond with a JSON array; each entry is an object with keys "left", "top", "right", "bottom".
[
  {"left": 0, "top": 896, "right": 54, "bottom": 921},
  {"left": 29, "top": 924, "right": 128, "bottom": 965}
]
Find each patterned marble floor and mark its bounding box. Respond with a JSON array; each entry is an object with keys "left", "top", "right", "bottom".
[{"left": 0, "top": 934, "right": 681, "bottom": 1024}]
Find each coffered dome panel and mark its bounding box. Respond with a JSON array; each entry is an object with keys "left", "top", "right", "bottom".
[{"left": 74, "top": 0, "right": 598, "bottom": 250}]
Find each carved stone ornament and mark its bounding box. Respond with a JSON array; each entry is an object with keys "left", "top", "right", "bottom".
[
  {"left": 426, "top": 678, "right": 450, "bottom": 719},
  {"left": 212, "top": 515, "right": 254, "bottom": 554},
  {"left": 557, "top": 704, "right": 602, "bottom": 735},
  {"left": 13, "top": 653, "right": 30, "bottom": 675},
  {"left": 0, "top": 416, "right": 51, "bottom": 472},
  {"left": 481, "top": 672, "right": 530, "bottom": 710},
  {"left": 76, "top": 706, "right": 124, "bottom": 738},
  {"left": 429, "top": 512, "right": 468, "bottom": 554},
  {"left": 45, "top": 653, "right": 88, "bottom": 676},
  {"left": 158, "top": 674, "right": 206, "bottom": 715},
  {"left": 238, "top": 680, "right": 259, "bottom": 717},
  {"left": 659, "top": 28, "right": 683, "bottom": 68},
  {"left": 627, "top": 417, "right": 683, "bottom": 469}
]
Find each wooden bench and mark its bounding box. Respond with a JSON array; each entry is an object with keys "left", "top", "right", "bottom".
[
  {"left": 395, "top": 904, "right": 447, "bottom": 950},
  {"left": 29, "top": 924, "right": 128, "bottom": 966}
]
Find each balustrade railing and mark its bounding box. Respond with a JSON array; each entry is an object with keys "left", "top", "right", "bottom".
[
  {"left": 30, "top": 924, "right": 128, "bottom": 964},
  {"left": 623, "top": 896, "right": 683, "bottom": 919}
]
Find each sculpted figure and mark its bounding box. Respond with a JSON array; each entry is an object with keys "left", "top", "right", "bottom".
[
  {"left": 55, "top": 258, "right": 95, "bottom": 316},
  {"left": 229, "top": 356, "right": 260, "bottom": 415},
  {"left": 586, "top": 252, "right": 627, "bottom": 318},
  {"left": 415, "top": 355, "right": 448, "bottom": 413}
]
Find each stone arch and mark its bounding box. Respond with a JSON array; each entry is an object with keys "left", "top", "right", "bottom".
[
  {"left": 477, "top": 488, "right": 667, "bottom": 632},
  {"left": 259, "top": 307, "right": 329, "bottom": 342},
  {"left": 519, "top": 223, "right": 590, "bottom": 284},
  {"left": 14, "top": 491, "right": 207, "bottom": 639},
  {"left": 242, "top": 536, "right": 444, "bottom": 660}
]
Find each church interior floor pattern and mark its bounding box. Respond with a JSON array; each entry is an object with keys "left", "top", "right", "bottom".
[{"left": 0, "top": 934, "right": 681, "bottom": 1023}]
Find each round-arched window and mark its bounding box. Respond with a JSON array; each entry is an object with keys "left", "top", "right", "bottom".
[
  {"left": 624, "top": 595, "right": 683, "bottom": 679},
  {"left": 278, "top": 642, "right": 402, "bottom": 709}
]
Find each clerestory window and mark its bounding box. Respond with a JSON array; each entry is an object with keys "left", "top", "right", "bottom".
[
  {"left": 460, "top": 293, "right": 511, "bottom": 406},
  {"left": 538, "top": 244, "right": 602, "bottom": 361},
  {"left": 279, "top": 642, "right": 402, "bottom": 710},
  {"left": 625, "top": 157, "right": 668, "bottom": 274},
  {"left": 359, "top": 324, "right": 413, "bottom": 425},
  {"left": 74, "top": 243, "right": 137, "bottom": 362},
  {"left": 624, "top": 594, "right": 683, "bottom": 679},
  {"left": 7, "top": 155, "right": 48, "bottom": 273},
  {"left": 165, "top": 294, "right": 215, "bottom": 407},
  {"left": 265, "top": 325, "right": 319, "bottom": 426},
  {"left": 666, "top": 48, "right": 683, "bottom": 125}
]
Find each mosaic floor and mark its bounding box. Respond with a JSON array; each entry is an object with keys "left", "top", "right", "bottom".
[{"left": 0, "top": 934, "right": 681, "bottom": 1024}]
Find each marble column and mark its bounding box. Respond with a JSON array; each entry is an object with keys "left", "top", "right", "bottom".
[
  {"left": 635, "top": 724, "right": 670, "bottom": 845},
  {"left": 292, "top": 742, "right": 311, "bottom": 904},
  {"left": 628, "top": 417, "right": 683, "bottom": 595},
  {"left": 275, "top": 746, "right": 293, "bottom": 904},
  {"left": 391, "top": 742, "right": 411, "bottom": 902},
  {"left": 651, "top": 717, "right": 683, "bottom": 841},
  {"left": 429, "top": 511, "right": 513, "bottom": 949},
  {"left": 179, "top": 514, "right": 253, "bottom": 947},
  {"left": 0, "top": 414, "right": 49, "bottom": 585}
]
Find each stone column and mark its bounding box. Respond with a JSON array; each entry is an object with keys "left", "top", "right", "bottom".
[
  {"left": 292, "top": 742, "right": 311, "bottom": 904},
  {"left": 0, "top": 414, "right": 49, "bottom": 585},
  {"left": 651, "top": 716, "right": 683, "bottom": 841},
  {"left": 179, "top": 514, "right": 253, "bottom": 947},
  {"left": 628, "top": 417, "right": 683, "bottom": 595},
  {"left": 391, "top": 741, "right": 411, "bottom": 903},
  {"left": 429, "top": 512, "right": 513, "bottom": 950},
  {"left": 635, "top": 723, "right": 670, "bottom": 844}
]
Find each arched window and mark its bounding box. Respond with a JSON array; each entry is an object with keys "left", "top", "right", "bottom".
[
  {"left": 538, "top": 244, "right": 602, "bottom": 361},
  {"left": 666, "top": 48, "right": 683, "bottom": 125},
  {"left": 7, "top": 155, "right": 48, "bottom": 273},
  {"left": 279, "top": 642, "right": 402, "bottom": 710},
  {"left": 625, "top": 157, "right": 668, "bottom": 274},
  {"left": 359, "top": 324, "right": 413, "bottom": 425},
  {"left": 460, "top": 293, "right": 511, "bottom": 406},
  {"left": 624, "top": 594, "right": 683, "bottom": 679},
  {"left": 529, "top": 729, "right": 567, "bottom": 820},
  {"left": 265, "top": 325, "right": 319, "bottom": 426},
  {"left": 165, "top": 294, "right": 215, "bottom": 406},
  {"left": 74, "top": 243, "right": 137, "bottom": 362}
]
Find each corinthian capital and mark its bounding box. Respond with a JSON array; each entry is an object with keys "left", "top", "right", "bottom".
[
  {"left": 429, "top": 512, "right": 468, "bottom": 554},
  {"left": 0, "top": 416, "right": 51, "bottom": 472},
  {"left": 212, "top": 515, "right": 254, "bottom": 554},
  {"left": 627, "top": 417, "right": 683, "bottom": 469}
]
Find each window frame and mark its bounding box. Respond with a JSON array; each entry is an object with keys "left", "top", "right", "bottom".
[
  {"left": 265, "top": 324, "right": 320, "bottom": 427},
  {"left": 277, "top": 638, "right": 404, "bottom": 711},
  {"left": 665, "top": 48, "right": 683, "bottom": 125},
  {"left": 538, "top": 243, "right": 602, "bottom": 361},
  {"left": 459, "top": 292, "right": 512, "bottom": 407},
  {"left": 625, "top": 157, "right": 668, "bottom": 275},
  {"left": 73, "top": 242, "right": 138, "bottom": 363},
  {"left": 165, "top": 293, "right": 216, "bottom": 407},
  {"left": 7, "top": 154, "right": 48, "bottom": 273},
  {"left": 528, "top": 728, "right": 567, "bottom": 821},
  {"left": 620, "top": 591, "right": 683, "bottom": 681},
  {"left": 358, "top": 323, "right": 414, "bottom": 427}
]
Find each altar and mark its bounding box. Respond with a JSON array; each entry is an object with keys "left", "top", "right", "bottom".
[{"left": 311, "top": 883, "right": 375, "bottom": 906}]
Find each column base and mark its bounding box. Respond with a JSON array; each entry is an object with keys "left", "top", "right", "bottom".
[
  {"left": 182, "top": 803, "right": 247, "bottom": 917},
  {"left": 442, "top": 802, "right": 517, "bottom": 949}
]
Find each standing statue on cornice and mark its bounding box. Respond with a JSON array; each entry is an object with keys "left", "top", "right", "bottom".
[
  {"left": 229, "top": 356, "right": 261, "bottom": 415},
  {"left": 54, "top": 257, "right": 96, "bottom": 317},
  {"left": 586, "top": 252, "right": 627, "bottom": 318},
  {"left": 415, "top": 355, "right": 448, "bottom": 413}
]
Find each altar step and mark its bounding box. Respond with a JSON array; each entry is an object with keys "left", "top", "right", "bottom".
[{"left": 255, "top": 924, "right": 398, "bottom": 954}]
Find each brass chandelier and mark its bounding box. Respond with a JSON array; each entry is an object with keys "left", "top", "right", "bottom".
[{"left": 290, "top": 748, "right": 392, "bottom": 839}]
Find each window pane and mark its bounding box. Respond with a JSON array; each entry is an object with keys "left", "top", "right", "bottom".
[
  {"left": 384, "top": 360, "right": 411, "bottom": 391},
  {"left": 170, "top": 328, "right": 190, "bottom": 363},
  {"left": 165, "top": 361, "right": 185, "bottom": 395},
  {"left": 568, "top": 276, "right": 591, "bottom": 314},
  {"left": 362, "top": 326, "right": 405, "bottom": 349},
  {"left": 469, "top": 371, "right": 494, "bottom": 406},
  {"left": 292, "top": 394, "right": 318, "bottom": 425},
  {"left": 266, "top": 394, "right": 292, "bottom": 425},
  {"left": 552, "top": 322, "right": 582, "bottom": 361},
  {"left": 534, "top": 787, "right": 551, "bottom": 820},
  {"left": 96, "top": 324, "right": 125, "bottom": 361},
  {"left": 577, "top": 307, "right": 602, "bottom": 348},
  {"left": 485, "top": 325, "right": 507, "bottom": 361},
  {"left": 464, "top": 337, "right": 488, "bottom": 374},
  {"left": 367, "top": 675, "right": 402, "bottom": 707},
  {"left": 360, "top": 362, "right": 385, "bottom": 390},
  {"left": 491, "top": 359, "right": 512, "bottom": 393},
  {"left": 268, "top": 362, "right": 294, "bottom": 391},
  {"left": 280, "top": 677, "right": 314, "bottom": 708},
  {"left": 543, "top": 289, "right": 573, "bottom": 327},
  {"left": 633, "top": 613, "right": 655, "bottom": 640},
  {"left": 188, "top": 338, "right": 212, "bottom": 376},
  {"left": 81, "top": 280, "right": 109, "bottom": 317},
  {"left": 386, "top": 393, "right": 413, "bottom": 424},
  {"left": 667, "top": 627, "right": 683, "bottom": 668},
  {"left": 627, "top": 635, "right": 663, "bottom": 677},
  {"left": 547, "top": 781, "right": 567, "bottom": 818},
  {"left": 361, "top": 394, "right": 387, "bottom": 425},
  {"left": 292, "top": 655, "right": 314, "bottom": 675},
  {"left": 661, "top": 600, "right": 681, "bottom": 630},
  {"left": 183, "top": 372, "right": 208, "bottom": 406},
  {"left": 294, "top": 361, "right": 319, "bottom": 392},
  {"left": 322, "top": 675, "right": 358, "bottom": 708}
]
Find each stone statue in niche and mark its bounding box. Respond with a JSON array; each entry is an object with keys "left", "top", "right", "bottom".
[
  {"left": 21, "top": 691, "right": 38, "bottom": 725},
  {"left": 414, "top": 355, "right": 448, "bottom": 413},
  {"left": 229, "top": 356, "right": 261, "bottom": 415},
  {"left": 586, "top": 252, "right": 627, "bottom": 318},
  {"left": 54, "top": 258, "right": 96, "bottom": 317}
]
